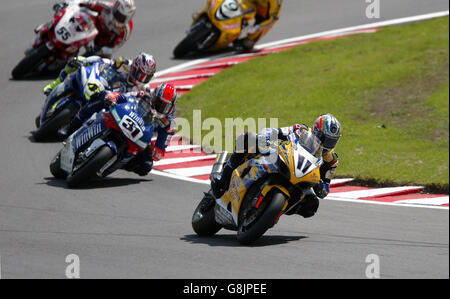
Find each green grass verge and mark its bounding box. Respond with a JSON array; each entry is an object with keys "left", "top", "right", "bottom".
[{"left": 176, "top": 17, "right": 449, "bottom": 192}]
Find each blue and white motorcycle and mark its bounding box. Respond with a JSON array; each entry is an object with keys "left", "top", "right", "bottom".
[
  {"left": 34, "top": 62, "right": 120, "bottom": 141},
  {"left": 49, "top": 97, "right": 153, "bottom": 187}
]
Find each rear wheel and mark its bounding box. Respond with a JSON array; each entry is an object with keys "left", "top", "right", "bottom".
[
  {"left": 236, "top": 189, "right": 286, "bottom": 245},
  {"left": 12, "top": 43, "right": 52, "bottom": 80},
  {"left": 66, "top": 146, "right": 115, "bottom": 188},
  {"left": 173, "top": 18, "right": 214, "bottom": 58},
  {"left": 50, "top": 152, "right": 67, "bottom": 179},
  {"left": 33, "top": 102, "right": 78, "bottom": 141},
  {"left": 192, "top": 191, "right": 222, "bottom": 236}
]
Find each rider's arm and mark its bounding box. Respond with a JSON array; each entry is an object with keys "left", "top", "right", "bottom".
[
  {"left": 43, "top": 56, "right": 89, "bottom": 94},
  {"left": 77, "top": 0, "right": 107, "bottom": 13},
  {"left": 260, "top": 124, "right": 307, "bottom": 142},
  {"left": 321, "top": 150, "right": 339, "bottom": 182},
  {"left": 314, "top": 150, "right": 339, "bottom": 198},
  {"left": 107, "top": 20, "right": 133, "bottom": 52},
  {"left": 246, "top": 0, "right": 283, "bottom": 43},
  {"left": 153, "top": 114, "right": 177, "bottom": 161}
]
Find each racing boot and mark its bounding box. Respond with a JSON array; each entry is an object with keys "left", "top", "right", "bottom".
[
  {"left": 294, "top": 191, "right": 320, "bottom": 218},
  {"left": 210, "top": 163, "right": 234, "bottom": 199},
  {"left": 210, "top": 152, "right": 237, "bottom": 199}
]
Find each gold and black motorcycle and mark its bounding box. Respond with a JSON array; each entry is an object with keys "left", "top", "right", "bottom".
[
  {"left": 192, "top": 130, "right": 325, "bottom": 245},
  {"left": 173, "top": 0, "right": 257, "bottom": 58}
]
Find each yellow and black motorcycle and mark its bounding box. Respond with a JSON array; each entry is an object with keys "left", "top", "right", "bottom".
[
  {"left": 192, "top": 130, "right": 325, "bottom": 245},
  {"left": 173, "top": 0, "right": 257, "bottom": 58}
]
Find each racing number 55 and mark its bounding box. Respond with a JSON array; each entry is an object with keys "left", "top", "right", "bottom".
[{"left": 57, "top": 27, "right": 71, "bottom": 41}]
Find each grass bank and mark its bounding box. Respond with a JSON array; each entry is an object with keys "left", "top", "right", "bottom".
[{"left": 176, "top": 17, "right": 449, "bottom": 193}]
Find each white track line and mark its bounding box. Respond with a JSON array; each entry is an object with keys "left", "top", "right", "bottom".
[
  {"left": 164, "top": 166, "right": 213, "bottom": 177},
  {"left": 394, "top": 196, "right": 449, "bottom": 206},
  {"left": 151, "top": 73, "right": 215, "bottom": 83},
  {"left": 151, "top": 169, "right": 210, "bottom": 185},
  {"left": 330, "top": 178, "right": 354, "bottom": 186},
  {"left": 325, "top": 196, "right": 448, "bottom": 210},
  {"left": 165, "top": 144, "right": 201, "bottom": 152},
  {"left": 153, "top": 154, "right": 217, "bottom": 166},
  {"left": 330, "top": 186, "right": 423, "bottom": 199},
  {"left": 256, "top": 11, "right": 449, "bottom": 49}
]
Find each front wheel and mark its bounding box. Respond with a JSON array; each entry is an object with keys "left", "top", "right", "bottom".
[
  {"left": 11, "top": 43, "right": 52, "bottom": 80},
  {"left": 66, "top": 146, "right": 115, "bottom": 188},
  {"left": 173, "top": 18, "right": 214, "bottom": 58},
  {"left": 33, "top": 102, "right": 78, "bottom": 142},
  {"left": 50, "top": 151, "right": 67, "bottom": 179},
  {"left": 237, "top": 189, "right": 286, "bottom": 245},
  {"left": 192, "top": 191, "right": 222, "bottom": 236}
]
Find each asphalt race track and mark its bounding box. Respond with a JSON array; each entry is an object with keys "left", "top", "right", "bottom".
[{"left": 0, "top": 0, "right": 448, "bottom": 279}]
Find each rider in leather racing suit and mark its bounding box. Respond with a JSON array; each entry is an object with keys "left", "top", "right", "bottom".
[
  {"left": 43, "top": 52, "right": 156, "bottom": 96},
  {"left": 211, "top": 114, "right": 341, "bottom": 218},
  {"left": 234, "top": 0, "right": 284, "bottom": 51},
  {"left": 53, "top": 0, "right": 136, "bottom": 58},
  {"left": 65, "top": 83, "right": 178, "bottom": 176},
  {"left": 41, "top": 53, "right": 156, "bottom": 136}
]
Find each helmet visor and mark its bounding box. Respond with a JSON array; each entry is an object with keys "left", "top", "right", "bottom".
[
  {"left": 131, "top": 65, "right": 153, "bottom": 85},
  {"left": 322, "top": 134, "right": 340, "bottom": 150},
  {"left": 113, "top": 9, "right": 128, "bottom": 23},
  {"left": 153, "top": 97, "right": 172, "bottom": 116}
]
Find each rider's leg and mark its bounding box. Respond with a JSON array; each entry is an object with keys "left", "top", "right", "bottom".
[
  {"left": 294, "top": 189, "right": 320, "bottom": 218},
  {"left": 211, "top": 132, "right": 259, "bottom": 198},
  {"left": 59, "top": 93, "right": 106, "bottom": 137}
]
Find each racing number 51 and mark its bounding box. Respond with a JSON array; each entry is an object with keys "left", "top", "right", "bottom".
[{"left": 122, "top": 118, "right": 141, "bottom": 138}]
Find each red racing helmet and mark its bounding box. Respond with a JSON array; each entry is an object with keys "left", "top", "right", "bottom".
[{"left": 151, "top": 83, "right": 178, "bottom": 119}]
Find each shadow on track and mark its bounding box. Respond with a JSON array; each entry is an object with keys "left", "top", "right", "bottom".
[
  {"left": 27, "top": 134, "right": 62, "bottom": 144},
  {"left": 41, "top": 176, "right": 152, "bottom": 190},
  {"left": 181, "top": 234, "right": 307, "bottom": 247},
  {"left": 9, "top": 71, "right": 59, "bottom": 81}
]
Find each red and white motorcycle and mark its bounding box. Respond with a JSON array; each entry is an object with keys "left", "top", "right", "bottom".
[{"left": 12, "top": 2, "right": 98, "bottom": 80}]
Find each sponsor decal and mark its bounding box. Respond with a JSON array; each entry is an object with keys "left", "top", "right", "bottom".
[{"left": 75, "top": 123, "right": 103, "bottom": 148}]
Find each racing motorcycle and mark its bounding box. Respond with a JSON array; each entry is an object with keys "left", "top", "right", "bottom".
[
  {"left": 11, "top": 1, "right": 98, "bottom": 79},
  {"left": 173, "top": 0, "right": 257, "bottom": 58},
  {"left": 192, "top": 130, "right": 325, "bottom": 245},
  {"left": 33, "top": 61, "right": 118, "bottom": 141},
  {"left": 49, "top": 97, "right": 153, "bottom": 188}
]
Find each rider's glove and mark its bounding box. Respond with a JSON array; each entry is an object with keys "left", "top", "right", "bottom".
[
  {"left": 152, "top": 147, "right": 165, "bottom": 162},
  {"left": 67, "top": 56, "right": 85, "bottom": 70},
  {"left": 233, "top": 38, "right": 256, "bottom": 52},
  {"left": 53, "top": 2, "right": 68, "bottom": 13},
  {"left": 43, "top": 85, "right": 53, "bottom": 96},
  {"left": 314, "top": 179, "right": 330, "bottom": 199},
  {"left": 133, "top": 161, "right": 153, "bottom": 176},
  {"left": 293, "top": 123, "right": 308, "bottom": 132},
  {"left": 104, "top": 91, "right": 120, "bottom": 107}
]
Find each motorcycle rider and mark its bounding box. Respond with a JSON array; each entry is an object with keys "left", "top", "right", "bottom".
[
  {"left": 64, "top": 83, "right": 178, "bottom": 176},
  {"left": 211, "top": 114, "right": 341, "bottom": 218},
  {"left": 234, "top": 0, "right": 284, "bottom": 51},
  {"left": 53, "top": 0, "right": 136, "bottom": 58},
  {"left": 42, "top": 52, "right": 156, "bottom": 96}
]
